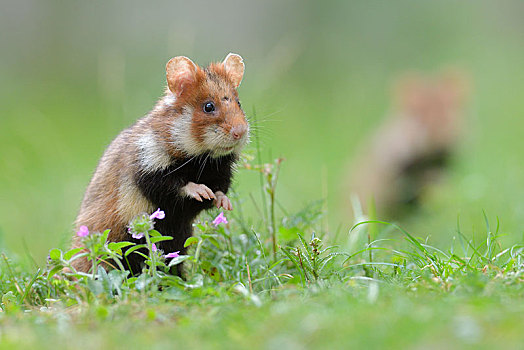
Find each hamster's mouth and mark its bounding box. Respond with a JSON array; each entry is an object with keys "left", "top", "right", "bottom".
[{"left": 205, "top": 131, "right": 248, "bottom": 157}]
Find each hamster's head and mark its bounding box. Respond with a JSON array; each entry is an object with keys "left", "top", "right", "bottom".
[
  {"left": 163, "top": 53, "right": 249, "bottom": 158},
  {"left": 393, "top": 71, "right": 469, "bottom": 126}
]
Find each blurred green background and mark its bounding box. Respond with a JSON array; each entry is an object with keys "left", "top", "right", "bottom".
[{"left": 1, "top": 0, "right": 523, "bottom": 264}]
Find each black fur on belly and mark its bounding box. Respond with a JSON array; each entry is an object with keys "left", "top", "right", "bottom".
[{"left": 125, "top": 153, "right": 237, "bottom": 274}]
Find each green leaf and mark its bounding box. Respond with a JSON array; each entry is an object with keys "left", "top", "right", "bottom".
[
  {"left": 206, "top": 236, "right": 221, "bottom": 249},
  {"left": 63, "top": 247, "right": 84, "bottom": 261},
  {"left": 126, "top": 277, "right": 138, "bottom": 285},
  {"left": 184, "top": 237, "right": 199, "bottom": 248},
  {"left": 47, "top": 265, "right": 63, "bottom": 280},
  {"left": 124, "top": 244, "right": 147, "bottom": 257},
  {"left": 86, "top": 279, "right": 104, "bottom": 296},
  {"left": 49, "top": 248, "right": 61, "bottom": 261},
  {"left": 199, "top": 233, "right": 220, "bottom": 248},
  {"left": 102, "top": 229, "right": 111, "bottom": 241},
  {"left": 200, "top": 261, "right": 222, "bottom": 282},
  {"left": 150, "top": 236, "right": 173, "bottom": 244},
  {"left": 132, "top": 251, "right": 149, "bottom": 260},
  {"left": 107, "top": 270, "right": 128, "bottom": 294},
  {"left": 167, "top": 255, "right": 190, "bottom": 267},
  {"left": 135, "top": 274, "right": 152, "bottom": 291},
  {"left": 149, "top": 230, "right": 162, "bottom": 237},
  {"left": 269, "top": 258, "right": 287, "bottom": 270},
  {"left": 195, "top": 223, "right": 207, "bottom": 231},
  {"left": 108, "top": 242, "right": 135, "bottom": 252}
]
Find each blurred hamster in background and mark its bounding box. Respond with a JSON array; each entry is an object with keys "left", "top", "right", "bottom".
[{"left": 347, "top": 70, "right": 469, "bottom": 219}]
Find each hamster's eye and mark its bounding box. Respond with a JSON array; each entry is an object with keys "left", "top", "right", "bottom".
[
  {"left": 203, "top": 102, "right": 215, "bottom": 113},
  {"left": 237, "top": 100, "right": 242, "bottom": 108}
]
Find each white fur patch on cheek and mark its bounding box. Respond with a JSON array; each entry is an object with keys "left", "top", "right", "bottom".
[
  {"left": 203, "top": 126, "right": 221, "bottom": 145},
  {"left": 136, "top": 129, "right": 172, "bottom": 172},
  {"left": 170, "top": 107, "right": 204, "bottom": 156},
  {"left": 203, "top": 126, "right": 230, "bottom": 157},
  {"left": 204, "top": 124, "right": 250, "bottom": 157}
]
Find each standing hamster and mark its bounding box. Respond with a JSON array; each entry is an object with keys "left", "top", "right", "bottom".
[
  {"left": 348, "top": 71, "right": 467, "bottom": 218},
  {"left": 71, "top": 53, "right": 249, "bottom": 274}
]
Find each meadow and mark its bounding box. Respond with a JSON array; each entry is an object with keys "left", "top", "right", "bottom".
[
  {"left": 1, "top": 1, "right": 523, "bottom": 349},
  {"left": 1, "top": 159, "right": 524, "bottom": 349}
]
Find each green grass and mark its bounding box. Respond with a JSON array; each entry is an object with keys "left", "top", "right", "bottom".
[
  {"left": 1, "top": 157, "right": 523, "bottom": 349},
  {"left": 2, "top": 285, "right": 523, "bottom": 349}
]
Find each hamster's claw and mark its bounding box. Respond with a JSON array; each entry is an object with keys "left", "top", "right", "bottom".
[
  {"left": 214, "top": 191, "right": 232, "bottom": 210},
  {"left": 182, "top": 182, "right": 216, "bottom": 202}
]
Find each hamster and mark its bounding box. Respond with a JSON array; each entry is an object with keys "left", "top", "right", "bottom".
[
  {"left": 71, "top": 53, "right": 249, "bottom": 274},
  {"left": 348, "top": 71, "right": 468, "bottom": 218}
]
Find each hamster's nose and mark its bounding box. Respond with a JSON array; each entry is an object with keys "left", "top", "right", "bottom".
[{"left": 231, "top": 124, "right": 247, "bottom": 140}]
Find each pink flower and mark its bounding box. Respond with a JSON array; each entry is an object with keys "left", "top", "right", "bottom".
[
  {"left": 212, "top": 212, "right": 228, "bottom": 227},
  {"left": 150, "top": 208, "right": 165, "bottom": 220},
  {"left": 132, "top": 232, "right": 144, "bottom": 240},
  {"left": 152, "top": 243, "right": 158, "bottom": 252},
  {"left": 76, "top": 225, "right": 89, "bottom": 237},
  {"left": 165, "top": 251, "right": 180, "bottom": 259}
]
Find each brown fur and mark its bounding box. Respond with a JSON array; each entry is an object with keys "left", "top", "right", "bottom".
[
  {"left": 71, "top": 54, "right": 248, "bottom": 273},
  {"left": 347, "top": 70, "right": 469, "bottom": 218}
]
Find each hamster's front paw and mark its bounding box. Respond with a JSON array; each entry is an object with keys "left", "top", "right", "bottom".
[
  {"left": 214, "top": 191, "right": 232, "bottom": 210},
  {"left": 182, "top": 182, "right": 216, "bottom": 202}
]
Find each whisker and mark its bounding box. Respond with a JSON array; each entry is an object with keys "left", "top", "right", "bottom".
[
  {"left": 163, "top": 156, "right": 195, "bottom": 177},
  {"left": 250, "top": 108, "right": 285, "bottom": 121},
  {"left": 196, "top": 153, "right": 211, "bottom": 182},
  {"left": 250, "top": 118, "right": 282, "bottom": 124}
]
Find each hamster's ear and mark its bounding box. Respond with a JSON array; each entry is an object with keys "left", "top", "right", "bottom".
[
  {"left": 166, "top": 56, "right": 197, "bottom": 97},
  {"left": 223, "top": 53, "right": 244, "bottom": 88}
]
